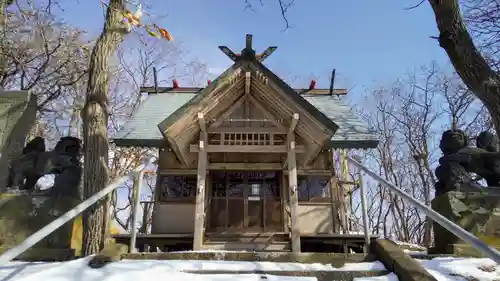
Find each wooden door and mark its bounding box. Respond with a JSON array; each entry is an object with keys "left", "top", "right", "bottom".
[
  {"left": 227, "top": 174, "right": 245, "bottom": 230},
  {"left": 246, "top": 174, "right": 264, "bottom": 231},
  {"left": 264, "top": 173, "right": 282, "bottom": 231},
  {"left": 207, "top": 171, "right": 282, "bottom": 233},
  {"left": 208, "top": 171, "right": 227, "bottom": 232},
  {"left": 208, "top": 172, "right": 246, "bottom": 232}
]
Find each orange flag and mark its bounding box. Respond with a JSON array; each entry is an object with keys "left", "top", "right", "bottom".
[{"left": 155, "top": 25, "right": 174, "bottom": 41}]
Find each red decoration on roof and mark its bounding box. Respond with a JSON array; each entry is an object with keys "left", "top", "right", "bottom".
[
  {"left": 172, "top": 79, "right": 179, "bottom": 88},
  {"left": 309, "top": 79, "right": 316, "bottom": 90},
  {"left": 207, "top": 80, "right": 212, "bottom": 85}
]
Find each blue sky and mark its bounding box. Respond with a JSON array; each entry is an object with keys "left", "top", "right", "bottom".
[{"left": 58, "top": 0, "right": 453, "bottom": 94}]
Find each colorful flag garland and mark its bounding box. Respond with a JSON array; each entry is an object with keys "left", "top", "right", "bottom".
[{"left": 120, "top": 5, "right": 174, "bottom": 41}]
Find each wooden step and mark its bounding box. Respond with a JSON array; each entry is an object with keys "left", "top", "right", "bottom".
[
  {"left": 202, "top": 241, "right": 291, "bottom": 252},
  {"left": 203, "top": 232, "right": 290, "bottom": 252},
  {"left": 205, "top": 232, "right": 288, "bottom": 242},
  {"left": 205, "top": 236, "right": 288, "bottom": 244}
]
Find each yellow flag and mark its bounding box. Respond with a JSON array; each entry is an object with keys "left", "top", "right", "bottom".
[{"left": 145, "top": 26, "right": 160, "bottom": 38}]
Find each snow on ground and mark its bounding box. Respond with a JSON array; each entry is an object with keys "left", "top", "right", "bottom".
[
  {"left": 419, "top": 257, "right": 500, "bottom": 281},
  {"left": 403, "top": 249, "right": 428, "bottom": 256},
  {"left": 0, "top": 257, "right": 385, "bottom": 275},
  {"left": 0, "top": 256, "right": 498, "bottom": 281},
  {"left": 393, "top": 241, "right": 427, "bottom": 251},
  {"left": 354, "top": 273, "right": 399, "bottom": 281},
  {"left": 354, "top": 257, "right": 500, "bottom": 281},
  {"left": 0, "top": 259, "right": 317, "bottom": 281}
]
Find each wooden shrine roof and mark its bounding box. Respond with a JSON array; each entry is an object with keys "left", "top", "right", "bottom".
[{"left": 112, "top": 89, "right": 379, "bottom": 149}]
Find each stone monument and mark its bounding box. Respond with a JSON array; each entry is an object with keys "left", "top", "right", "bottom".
[
  {"left": 0, "top": 136, "right": 83, "bottom": 261},
  {"left": 431, "top": 129, "right": 500, "bottom": 256}
]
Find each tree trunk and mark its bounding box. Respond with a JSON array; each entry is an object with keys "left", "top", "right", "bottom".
[
  {"left": 0, "top": 0, "right": 13, "bottom": 26},
  {"left": 428, "top": 0, "right": 500, "bottom": 135},
  {"left": 81, "top": 0, "right": 126, "bottom": 256}
]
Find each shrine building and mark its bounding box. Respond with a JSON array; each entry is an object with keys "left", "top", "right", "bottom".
[{"left": 112, "top": 35, "right": 379, "bottom": 253}]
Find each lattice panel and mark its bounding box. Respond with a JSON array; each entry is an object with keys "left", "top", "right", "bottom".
[
  {"left": 207, "top": 132, "right": 288, "bottom": 146},
  {"left": 222, "top": 132, "right": 271, "bottom": 145},
  {"left": 208, "top": 133, "right": 221, "bottom": 145}
]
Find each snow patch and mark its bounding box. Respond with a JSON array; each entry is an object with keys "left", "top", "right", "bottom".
[
  {"left": 0, "top": 256, "right": 387, "bottom": 281},
  {"left": 1, "top": 255, "right": 498, "bottom": 281},
  {"left": 419, "top": 257, "right": 500, "bottom": 281},
  {"left": 353, "top": 273, "right": 399, "bottom": 281},
  {"left": 109, "top": 259, "right": 386, "bottom": 272},
  {"left": 393, "top": 241, "right": 427, "bottom": 251},
  {"left": 403, "top": 249, "right": 428, "bottom": 256}
]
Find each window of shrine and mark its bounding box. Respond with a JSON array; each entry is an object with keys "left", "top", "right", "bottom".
[
  {"left": 297, "top": 176, "right": 331, "bottom": 202},
  {"left": 157, "top": 175, "right": 197, "bottom": 202}
]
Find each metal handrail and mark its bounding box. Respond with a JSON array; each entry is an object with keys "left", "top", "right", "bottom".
[
  {"left": 0, "top": 157, "right": 154, "bottom": 265},
  {"left": 347, "top": 157, "right": 500, "bottom": 264}
]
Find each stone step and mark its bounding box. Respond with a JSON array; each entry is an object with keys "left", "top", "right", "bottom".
[
  {"left": 178, "top": 270, "right": 391, "bottom": 281},
  {"left": 121, "top": 252, "right": 378, "bottom": 268}
]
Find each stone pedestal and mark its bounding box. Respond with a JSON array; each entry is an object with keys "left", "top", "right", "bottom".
[
  {"left": 0, "top": 192, "right": 80, "bottom": 260},
  {"left": 431, "top": 190, "right": 500, "bottom": 256}
]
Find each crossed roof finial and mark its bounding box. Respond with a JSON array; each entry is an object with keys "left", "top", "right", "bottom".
[{"left": 218, "top": 34, "right": 277, "bottom": 62}]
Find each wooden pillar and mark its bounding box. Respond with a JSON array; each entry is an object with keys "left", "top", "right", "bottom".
[
  {"left": 328, "top": 149, "right": 340, "bottom": 233},
  {"left": 287, "top": 113, "right": 300, "bottom": 253},
  {"left": 193, "top": 113, "right": 208, "bottom": 251},
  {"left": 339, "top": 149, "right": 349, "bottom": 233},
  {"left": 280, "top": 172, "right": 288, "bottom": 233}
]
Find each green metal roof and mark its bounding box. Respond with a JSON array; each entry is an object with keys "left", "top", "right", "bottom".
[{"left": 112, "top": 91, "right": 379, "bottom": 149}]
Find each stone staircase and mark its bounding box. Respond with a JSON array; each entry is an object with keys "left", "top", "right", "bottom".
[
  {"left": 169, "top": 270, "right": 389, "bottom": 281},
  {"left": 118, "top": 251, "right": 389, "bottom": 281},
  {"left": 83, "top": 240, "right": 442, "bottom": 281},
  {"left": 5, "top": 236, "right": 485, "bottom": 281}
]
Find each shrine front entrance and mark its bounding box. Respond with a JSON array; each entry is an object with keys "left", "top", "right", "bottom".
[{"left": 207, "top": 171, "right": 283, "bottom": 233}]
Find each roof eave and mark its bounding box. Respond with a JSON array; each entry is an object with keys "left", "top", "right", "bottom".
[
  {"left": 328, "top": 139, "right": 379, "bottom": 149},
  {"left": 111, "top": 137, "right": 380, "bottom": 150},
  {"left": 111, "top": 138, "right": 165, "bottom": 148}
]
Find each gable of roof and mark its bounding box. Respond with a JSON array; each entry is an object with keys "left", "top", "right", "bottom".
[
  {"left": 248, "top": 60, "right": 339, "bottom": 134},
  {"left": 157, "top": 59, "right": 339, "bottom": 137},
  {"left": 112, "top": 92, "right": 378, "bottom": 149},
  {"left": 157, "top": 62, "right": 244, "bottom": 135}
]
